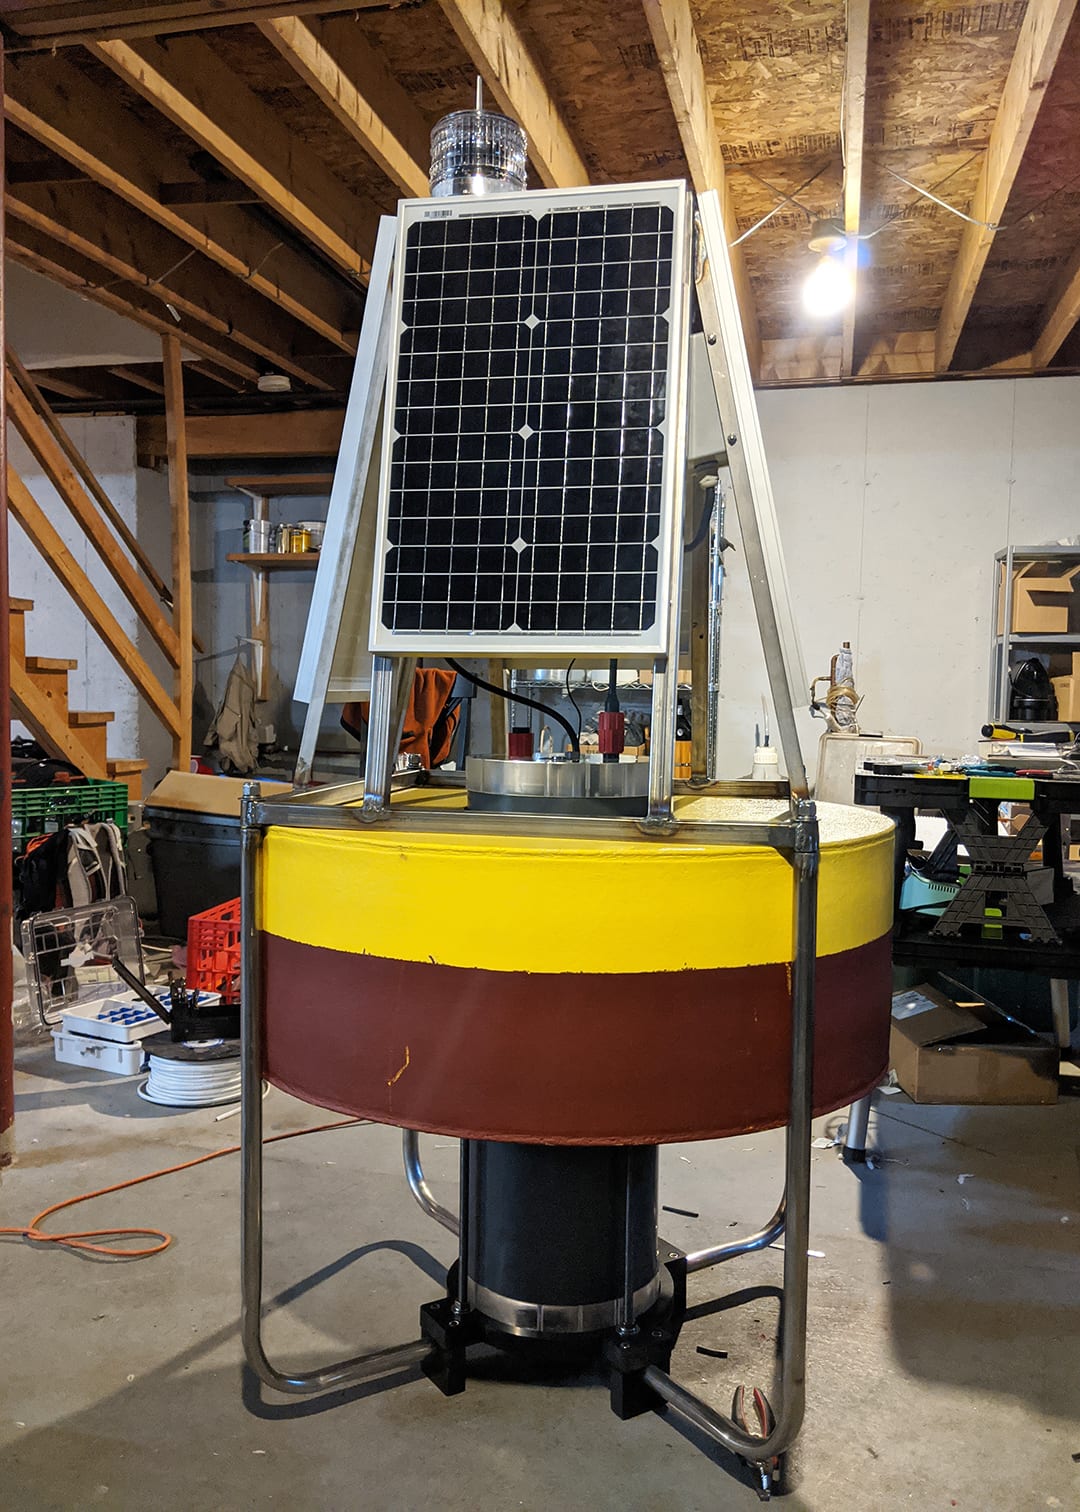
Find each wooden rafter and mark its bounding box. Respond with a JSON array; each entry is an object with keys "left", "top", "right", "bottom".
[
  {"left": 1032, "top": 241, "right": 1080, "bottom": 367},
  {"left": 436, "top": 0, "right": 590, "bottom": 190},
  {"left": 31, "top": 371, "right": 97, "bottom": 400},
  {"left": 0, "top": 2, "right": 389, "bottom": 47},
  {"left": 840, "top": 0, "right": 870, "bottom": 380},
  {"left": 640, "top": 0, "right": 762, "bottom": 379},
  {"left": 6, "top": 217, "right": 263, "bottom": 381},
  {"left": 261, "top": 15, "right": 431, "bottom": 199},
  {"left": 6, "top": 180, "right": 337, "bottom": 391},
  {"left": 5, "top": 52, "right": 357, "bottom": 349},
  {"left": 108, "top": 365, "right": 165, "bottom": 395},
  {"left": 91, "top": 35, "right": 380, "bottom": 277},
  {"left": 935, "top": 0, "right": 1078, "bottom": 372},
  {"left": 187, "top": 361, "right": 246, "bottom": 393}
]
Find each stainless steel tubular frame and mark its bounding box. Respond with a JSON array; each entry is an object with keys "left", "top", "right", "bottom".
[
  {"left": 644, "top": 797, "right": 820, "bottom": 1465},
  {"left": 402, "top": 1130, "right": 460, "bottom": 1235},
  {"left": 240, "top": 781, "right": 428, "bottom": 1394},
  {"left": 684, "top": 1196, "right": 785, "bottom": 1274}
]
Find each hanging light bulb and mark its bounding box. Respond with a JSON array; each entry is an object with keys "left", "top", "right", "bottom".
[{"left": 802, "top": 220, "right": 852, "bottom": 318}]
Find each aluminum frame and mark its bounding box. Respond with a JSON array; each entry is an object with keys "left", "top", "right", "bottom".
[{"left": 369, "top": 181, "right": 694, "bottom": 660}]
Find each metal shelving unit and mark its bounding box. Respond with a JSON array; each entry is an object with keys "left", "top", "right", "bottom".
[{"left": 988, "top": 545, "right": 1080, "bottom": 721}]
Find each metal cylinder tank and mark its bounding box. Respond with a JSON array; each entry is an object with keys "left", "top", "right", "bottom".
[
  {"left": 257, "top": 791, "right": 894, "bottom": 1144},
  {"left": 464, "top": 1142, "right": 659, "bottom": 1335}
]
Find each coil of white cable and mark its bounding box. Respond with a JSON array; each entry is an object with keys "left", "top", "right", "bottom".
[{"left": 138, "top": 1036, "right": 242, "bottom": 1108}]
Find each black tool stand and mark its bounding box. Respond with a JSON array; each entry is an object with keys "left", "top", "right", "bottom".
[{"left": 851, "top": 769, "right": 1080, "bottom": 1113}]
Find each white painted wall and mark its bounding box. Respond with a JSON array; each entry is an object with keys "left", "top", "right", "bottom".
[
  {"left": 9, "top": 375, "right": 1078, "bottom": 790},
  {"left": 714, "top": 374, "right": 1080, "bottom": 783},
  {"left": 8, "top": 416, "right": 174, "bottom": 786}
]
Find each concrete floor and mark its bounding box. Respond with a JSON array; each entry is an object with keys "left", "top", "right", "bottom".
[{"left": 1, "top": 1040, "right": 1078, "bottom": 1512}]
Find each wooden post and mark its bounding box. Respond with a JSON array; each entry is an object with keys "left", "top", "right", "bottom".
[
  {"left": 0, "top": 34, "right": 14, "bottom": 1169},
  {"left": 163, "top": 334, "right": 193, "bottom": 770}
]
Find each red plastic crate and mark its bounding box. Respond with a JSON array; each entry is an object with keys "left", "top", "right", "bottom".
[{"left": 186, "top": 897, "right": 241, "bottom": 1002}]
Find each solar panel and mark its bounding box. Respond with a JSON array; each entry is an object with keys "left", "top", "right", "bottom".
[{"left": 370, "top": 182, "right": 691, "bottom": 656}]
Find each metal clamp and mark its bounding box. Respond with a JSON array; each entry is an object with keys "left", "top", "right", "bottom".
[{"left": 240, "top": 781, "right": 428, "bottom": 1394}]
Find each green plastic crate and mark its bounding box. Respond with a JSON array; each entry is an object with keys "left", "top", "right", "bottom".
[{"left": 11, "top": 779, "right": 129, "bottom": 842}]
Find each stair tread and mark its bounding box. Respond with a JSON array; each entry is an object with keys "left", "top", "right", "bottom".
[
  {"left": 10, "top": 598, "right": 33, "bottom": 613},
  {"left": 107, "top": 759, "right": 148, "bottom": 773},
  {"left": 26, "top": 656, "right": 77, "bottom": 671},
  {"left": 69, "top": 710, "right": 116, "bottom": 725}
]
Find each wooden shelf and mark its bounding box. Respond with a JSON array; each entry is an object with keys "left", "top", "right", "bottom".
[
  {"left": 225, "top": 473, "right": 333, "bottom": 496},
  {"left": 227, "top": 552, "right": 321, "bottom": 568}
]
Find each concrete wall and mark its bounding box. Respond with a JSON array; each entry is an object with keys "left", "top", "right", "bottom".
[
  {"left": 714, "top": 374, "right": 1080, "bottom": 781},
  {"left": 8, "top": 415, "right": 174, "bottom": 787}
]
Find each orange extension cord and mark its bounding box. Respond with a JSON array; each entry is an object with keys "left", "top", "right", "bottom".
[{"left": 0, "top": 1118, "right": 367, "bottom": 1260}]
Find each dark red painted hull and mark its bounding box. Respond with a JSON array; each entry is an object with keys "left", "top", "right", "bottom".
[{"left": 261, "top": 930, "right": 892, "bottom": 1144}]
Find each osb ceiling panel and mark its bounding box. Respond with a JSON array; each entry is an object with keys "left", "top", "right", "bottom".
[
  {"left": 860, "top": 0, "right": 1025, "bottom": 333},
  {"left": 11, "top": 0, "right": 1080, "bottom": 380},
  {"left": 207, "top": 25, "right": 400, "bottom": 213},
  {"left": 510, "top": 0, "right": 688, "bottom": 182}
]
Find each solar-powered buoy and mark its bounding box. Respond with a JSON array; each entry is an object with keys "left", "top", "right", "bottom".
[{"left": 241, "top": 109, "right": 895, "bottom": 1501}]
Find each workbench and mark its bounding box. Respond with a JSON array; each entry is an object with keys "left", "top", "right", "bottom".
[{"left": 854, "top": 766, "right": 1080, "bottom": 1035}]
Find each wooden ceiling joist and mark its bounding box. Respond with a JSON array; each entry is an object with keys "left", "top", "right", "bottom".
[
  {"left": 6, "top": 218, "right": 263, "bottom": 382},
  {"left": 31, "top": 370, "right": 98, "bottom": 400},
  {"left": 840, "top": 0, "right": 870, "bottom": 380},
  {"left": 186, "top": 361, "right": 247, "bottom": 393},
  {"left": 108, "top": 365, "right": 165, "bottom": 396},
  {"left": 0, "top": 2, "right": 388, "bottom": 48},
  {"left": 6, "top": 180, "right": 338, "bottom": 391},
  {"left": 90, "top": 35, "right": 381, "bottom": 278},
  {"left": 935, "top": 0, "right": 1079, "bottom": 373},
  {"left": 260, "top": 15, "right": 431, "bottom": 199},
  {"left": 640, "top": 0, "right": 762, "bottom": 379},
  {"left": 436, "top": 0, "right": 590, "bottom": 191},
  {"left": 137, "top": 407, "right": 347, "bottom": 464},
  {"left": 1032, "top": 240, "right": 1080, "bottom": 367},
  {"left": 5, "top": 52, "right": 358, "bottom": 350}
]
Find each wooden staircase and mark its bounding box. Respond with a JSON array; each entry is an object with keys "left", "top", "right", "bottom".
[{"left": 9, "top": 598, "right": 149, "bottom": 799}]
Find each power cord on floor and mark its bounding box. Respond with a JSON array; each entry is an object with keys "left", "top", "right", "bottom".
[{"left": 0, "top": 1118, "right": 369, "bottom": 1260}]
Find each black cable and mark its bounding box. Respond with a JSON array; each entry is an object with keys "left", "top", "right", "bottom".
[
  {"left": 444, "top": 658, "right": 580, "bottom": 756},
  {"left": 565, "top": 658, "right": 583, "bottom": 739},
  {"left": 685, "top": 487, "right": 714, "bottom": 552}
]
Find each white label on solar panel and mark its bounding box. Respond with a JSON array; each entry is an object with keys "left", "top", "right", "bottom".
[{"left": 369, "top": 181, "right": 692, "bottom": 656}]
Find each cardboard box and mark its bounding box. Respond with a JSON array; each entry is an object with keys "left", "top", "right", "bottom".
[
  {"left": 890, "top": 983, "right": 1058, "bottom": 1105},
  {"left": 997, "top": 562, "right": 1080, "bottom": 634},
  {"left": 1051, "top": 674, "right": 1080, "bottom": 721},
  {"left": 144, "top": 769, "right": 292, "bottom": 817}
]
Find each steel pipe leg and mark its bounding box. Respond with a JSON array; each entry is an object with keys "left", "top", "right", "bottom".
[
  {"left": 240, "top": 783, "right": 427, "bottom": 1395},
  {"left": 644, "top": 797, "right": 820, "bottom": 1469},
  {"left": 402, "top": 1130, "right": 460, "bottom": 1235},
  {"left": 1050, "top": 979, "right": 1072, "bottom": 1051},
  {"left": 684, "top": 1196, "right": 786, "bottom": 1273},
  {"left": 843, "top": 1094, "right": 872, "bottom": 1163}
]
